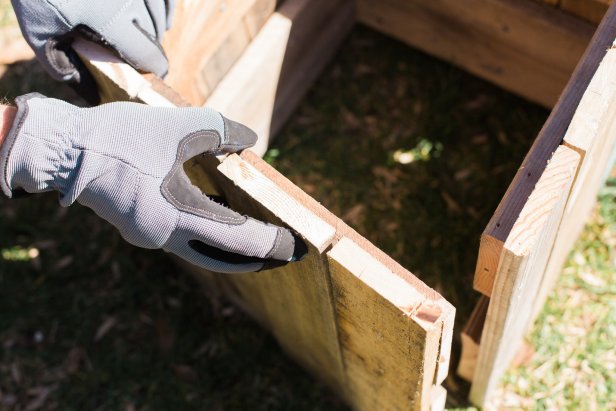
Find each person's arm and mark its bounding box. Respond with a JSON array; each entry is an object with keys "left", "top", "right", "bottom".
[{"left": 0, "top": 105, "right": 17, "bottom": 147}]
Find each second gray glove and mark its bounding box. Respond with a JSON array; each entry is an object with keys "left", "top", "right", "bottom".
[
  {"left": 0, "top": 94, "right": 306, "bottom": 273},
  {"left": 12, "top": 0, "right": 174, "bottom": 103}
]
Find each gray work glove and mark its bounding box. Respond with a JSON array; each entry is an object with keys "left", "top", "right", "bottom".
[
  {"left": 11, "top": 0, "right": 174, "bottom": 104},
  {"left": 0, "top": 94, "right": 306, "bottom": 273}
]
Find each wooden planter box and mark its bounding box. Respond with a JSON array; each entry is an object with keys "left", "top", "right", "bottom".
[{"left": 73, "top": 0, "right": 616, "bottom": 408}]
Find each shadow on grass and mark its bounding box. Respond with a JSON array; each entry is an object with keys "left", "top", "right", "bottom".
[{"left": 0, "top": 27, "right": 548, "bottom": 409}]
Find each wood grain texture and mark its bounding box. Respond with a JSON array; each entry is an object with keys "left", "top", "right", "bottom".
[
  {"left": 206, "top": 0, "right": 354, "bottom": 156},
  {"left": 162, "top": 0, "right": 276, "bottom": 105},
  {"left": 470, "top": 146, "right": 581, "bottom": 406},
  {"left": 217, "top": 151, "right": 454, "bottom": 407},
  {"left": 328, "top": 237, "right": 444, "bottom": 411},
  {"left": 235, "top": 152, "right": 456, "bottom": 390},
  {"left": 357, "top": 0, "right": 594, "bottom": 108},
  {"left": 74, "top": 22, "right": 454, "bottom": 409},
  {"left": 473, "top": 4, "right": 616, "bottom": 296},
  {"left": 210, "top": 155, "right": 347, "bottom": 392},
  {"left": 531, "top": 31, "right": 616, "bottom": 322}
]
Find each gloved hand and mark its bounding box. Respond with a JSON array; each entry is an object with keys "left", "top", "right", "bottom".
[
  {"left": 0, "top": 94, "right": 306, "bottom": 273},
  {"left": 11, "top": 0, "right": 174, "bottom": 103}
]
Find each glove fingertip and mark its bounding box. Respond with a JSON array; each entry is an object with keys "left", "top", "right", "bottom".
[
  {"left": 258, "top": 233, "right": 307, "bottom": 271},
  {"left": 220, "top": 116, "right": 258, "bottom": 153},
  {"left": 267, "top": 228, "right": 308, "bottom": 262}
]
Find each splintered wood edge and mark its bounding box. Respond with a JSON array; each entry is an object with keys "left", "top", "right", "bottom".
[{"left": 473, "top": 4, "right": 616, "bottom": 296}]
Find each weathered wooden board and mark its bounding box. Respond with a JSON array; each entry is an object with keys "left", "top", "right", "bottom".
[
  {"left": 206, "top": 0, "right": 355, "bottom": 156},
  {"left": 73, "top": 6, "right": 455, "bottom": 409},
  {"left": 470, "top": 8, "right": 616, "bottom": 405},
  {"left": 328, "top": 237, "right": 444, "bottom": 411},
  {"left": 531, "top": 23, "right": 616, "bottom": 322},
  {"left": 470, "top": 145, "right": 581, "bottom": 405},
  {"left": 214, "top": 151, "right": 454, "bottom": 410},
  {"left": 473, "top": 4, "right": 616, "bottom": 296},
  {"left": 162, "top": 0, "right": 276, "bottom": 105},
  {"left": 356, "top": 0, "right": 595, "bottom": 108}
]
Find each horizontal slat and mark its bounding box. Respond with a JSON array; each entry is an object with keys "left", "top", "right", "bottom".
[{"left": 357, "top": 0, "right": 594, "bottom": 108}]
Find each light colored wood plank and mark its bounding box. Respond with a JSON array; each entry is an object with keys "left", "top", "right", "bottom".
[
  {"left": 200, "top": 0, "right": 277, "bottom": 97},
  {"left": 474, "top": 4, "right": 616, "bottom": 296},
  {"left": 357, "top": 0, "right": 594, "bottom": 108},
  {"left": 213, "top": 155, "right": 346, "bottom": 392},
  {"left": 75, "top": 40, "right": 176, "bottom": 107},
  {"left": 162, "top": 0, "right": 275, "bottom": 105},
  {"left": 328, "top": 237, "right": 446, "bottom": 411},
  {"left": 200, "top": 20, "right": 252, "bottom": 94},
  {"left": 217, "top": 155, "right": 336, "bottom": 251},
  {"left": 531, "top": 34, "right": 616, "bottom": 321},
  {"left": 205, "top": 0, "right": 355, "bottom": 156},
  {"left": 470, "top": 146, "right": 581, "bottom": 406},
  {"left": 215, "top": 151, "right": 454, "bottom": 404},
  {"left": 235, "top": 152, "right": 456, "bottom": 391}
]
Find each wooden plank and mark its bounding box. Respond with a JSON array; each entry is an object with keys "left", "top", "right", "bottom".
[
  {"left": 561, "top": 0, "right": 611, "bottom": 24},
  {"left": 162, "top": 0, "right": 276, "bottom": 105},
  {"left": 470, "top": 146, "right": 581, "bottom": 406},
  {"left": 473, "top": 4, "right": 616, "bottom": 296},
  {"left": 216, "top": 152, "right": 454, "bottom": 407},
  {"left": 213, "top": 154, "right": 347, "bottom": 392},
  {"left": 206, "top": 0, "right": 354, "bottom": 156},
  {"left": 74, "top": 21, "right": 455, "bottom": 410},
  {"left": 232, "top": 151, "right": 456, "bottom": 392},
  {"left": 457, "top": 296, "right": 488, "bottom": 382},
  {"left": 200, "top": 20, "right": 252, "bottom": 94},
  {"left": 328, "top": 237, "right": 445, "bottom": 411},
  {"left": 531, "top": 30, "right": 616, "bottom": 321},
  {"left": 357, "top": 0, "right": 594, "bottom": 108}
]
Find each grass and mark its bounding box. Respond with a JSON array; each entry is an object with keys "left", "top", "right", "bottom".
[{"left": 0, "top": 4, "right": 614, "bottom": 409}]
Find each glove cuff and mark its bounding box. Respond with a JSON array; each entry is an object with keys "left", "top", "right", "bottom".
[
  {"left": 0, "top": 93, "right": 40, "bottom": 198},
  {"left": 0, "top": 93, "right": 78, "bottom": 200}
]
